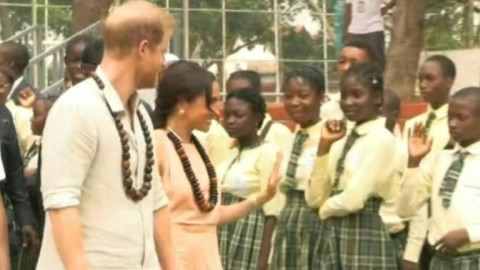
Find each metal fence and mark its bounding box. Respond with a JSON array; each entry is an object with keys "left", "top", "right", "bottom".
[
  {"left": 27, "top": 21, "right": 103, "bottom": 95},
  {"left": 0, "top": 0, "right": 340, "bottom": 99}
]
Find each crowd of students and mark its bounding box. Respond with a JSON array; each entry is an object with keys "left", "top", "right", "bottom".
[{"left": 0, "top": 0, "right": 476, "bottom": 270}]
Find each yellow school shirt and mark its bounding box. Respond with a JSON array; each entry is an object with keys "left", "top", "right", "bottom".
[
  {"left": 402, "top": 104, "right": 450, "bottom": 263},
  {"left": 399, "top": 141, "right": 480, "bottom": 253},
  {"left": 194, "top": 119, "right": 232, "bottom": 168},
  {"left": 280, "top": 121, "right": 322, "bottom": 192},
  {"left": 259, "top": 113, "right": 293, "bottom": 159},
  {"left": 378, "top": 117, "right": 408, "bottom": 234},
  {"left": 306, "top": 118, "right": 397, "bottom": 220},
  {"left": 5, "top": 100, "right": 37, "bottom": 155},
  {"left": 218, "top": 142, "right": 283, "bottom": 217}
]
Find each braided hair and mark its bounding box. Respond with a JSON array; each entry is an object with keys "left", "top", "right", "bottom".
[
  {"left": 282, "top": 65, "right": 326, "bottom": 95},
  {"left": 153, "top": 60, "right": 215, "bottom": 129},
  {"left": 225, "top": 87, "right": 267, "bottom": 129}
]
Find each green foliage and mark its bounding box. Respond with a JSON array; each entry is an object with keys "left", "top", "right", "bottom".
[
  {"left": 9, "top": 0, "right": 474, "bottom": 74},
  {"left": 153, "top": 0, "right": 328, "bottom": 73},
  {"left": 424, "top": 0, "right": 480, "bottom": 50},
  {"left": 0, "top": 0, "right": 71, "bottom": 38}
]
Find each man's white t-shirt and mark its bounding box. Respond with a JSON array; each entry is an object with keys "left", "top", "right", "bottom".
[{"left": 347, "top": 0, "right": 384, "bottom": 34}]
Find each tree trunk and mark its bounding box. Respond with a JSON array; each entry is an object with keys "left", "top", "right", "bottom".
[
  {"left": 0, "top": 0, "right": 14, "bottom": 39},
  {"left": 71, "top": 0, "right": 114, "bottom": 34},
  {"left": 384, "top": 0, "right": 427, "bottom": 102},
  {"left": 466, "top": 0, "right": 475, "bottom": 48}
]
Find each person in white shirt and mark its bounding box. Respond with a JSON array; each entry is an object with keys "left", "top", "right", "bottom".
[
  {"left": 37, "top": 1, "right": 180, "bottom": 269},
  {"left": 344, "top": 0, "right": 396, "bottom": 68},
  {"left": 399, "top": 86, "right": 480, "bottom": 270}
]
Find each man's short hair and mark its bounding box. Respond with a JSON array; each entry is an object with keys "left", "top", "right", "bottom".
[{"left": 103, "top": 0, "right": 175, "bottom": 56}]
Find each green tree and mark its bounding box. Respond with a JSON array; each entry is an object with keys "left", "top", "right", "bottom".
[
  {"left": 0, "top": 0, "right": 71, "bottom": 40},
  {"left": 385, "top": 0, "right": 428, "bottom": 102},
  {"left": 155, "top": 0, "right": 332, "bottom": 85}
]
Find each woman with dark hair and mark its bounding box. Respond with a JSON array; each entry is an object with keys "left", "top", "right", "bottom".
[{"left": 153, "top": 61, "right": 282, "bottom": 270}]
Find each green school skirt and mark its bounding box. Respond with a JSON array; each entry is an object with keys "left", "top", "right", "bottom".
[
  {"left": 271, "top": 190, "right": 321, "bottom": 270},
  {"left": 218, "top": 193, "right": 265, "bottom": 270},
  {"left": 429, "top": 249, "right": 480, "bottom": 270},
  {"left": 313, "top": 191, "right": 398, "bottom": 270}
]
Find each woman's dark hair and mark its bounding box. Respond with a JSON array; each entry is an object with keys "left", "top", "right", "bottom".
[
  {"left": 153, "top": 60, "right": 215, "bottom": 129},
  {"left": 226, "top": 70, "right": 262, "bottom": 91},
  {"left": 343, "top": 40, "right": 376, "bottom": 63},
  {"left": 81, "top": 38, "right": 104, "bottom": 66},
  {"left": 0, "top": 66, "right": 14, "bottom": 84},
  {"left": 424, "top": 54, "right": 456, "bottom": 80},
  {"left": 282, "top": 66, "right": 326, "bottom": 94},
  {"left": 342, "top": 62, "right": 384, "bottom": 95},
  {"left": 225, "top": 87, "right": 267, "bottom": 129}
]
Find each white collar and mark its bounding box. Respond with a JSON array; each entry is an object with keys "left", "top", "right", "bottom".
[{"left": 9, "top": 76, "right": 24, "bottom": 100}]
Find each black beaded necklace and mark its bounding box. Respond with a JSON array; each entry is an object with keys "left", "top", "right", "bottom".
[
  {"left": 166, "top": 130, "right": 218, "bottom": 212},
  {"left": 91, "top": 72, "right": 154, "bottom": 202}
]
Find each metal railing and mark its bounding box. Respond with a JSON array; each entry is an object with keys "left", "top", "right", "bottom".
[
  {"left": 6, "top": 25, "right": 45, "bottom": 86},
  {"left": 27, "top": 21, "right": 103, "bottom": 96}
]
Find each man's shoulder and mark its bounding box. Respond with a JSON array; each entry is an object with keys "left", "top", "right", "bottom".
[{"left": 55, "top": 79, "right": 101, "bottom": 107}]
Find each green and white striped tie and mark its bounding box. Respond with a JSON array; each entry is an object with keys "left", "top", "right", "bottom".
[
  {"left": 280, "top": 130, "right": 309, "bottom": 192},
  {"left": 333, "top": 130, "right": 359, "bottom": 189},
  {"left": 439, "top": 151, "right": 469, "bottom": 208},
  {"left": 424, "top": 112, "right": 436, "bottom": 138}
]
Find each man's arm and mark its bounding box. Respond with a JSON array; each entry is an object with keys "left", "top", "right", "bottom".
[
  {"left": 41, "top": 97, "right": 97, "bottom": 269},
  {"left": 49, "top": 207, "right": 89, "bottom": 270}
]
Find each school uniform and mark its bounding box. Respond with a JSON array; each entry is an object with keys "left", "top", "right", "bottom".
[
  {"left": 5, "top": 100, "right": 37, "bottom": 156},
  {"left": 307, "top": 117, "right": 398, "bottom": 269},
  {"left": 271, "top": 121, "right": 322, "bottom": 270},
  {"left": 398, "top": 141, "right": 480, "bottom": 270},
  {"left": 194, "top": 119, "right": 231, "bottom": 167},
  {"left": 379, "top": 129, "right": 409, "bottom": 265},
  {"left": 258, "top": 113, "right": 292, "bottom": 157},
  {"left": 402, "top": 104, "right": 450, "bottom": 266},
  {"left": 217, "top": 142, "right": 282, "bottom": 270}
]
